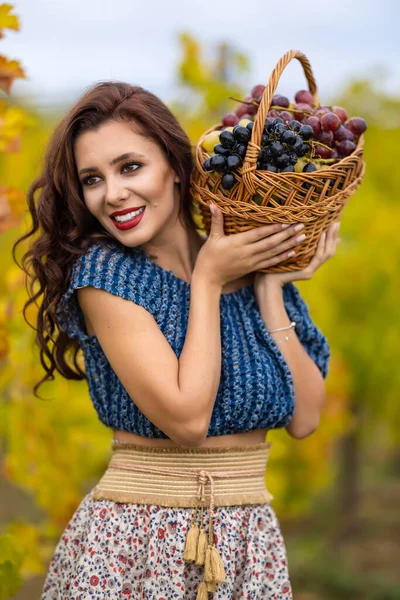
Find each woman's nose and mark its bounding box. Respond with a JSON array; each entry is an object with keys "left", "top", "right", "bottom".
[{"left": 104, "top": 180, "right": 129, "bottom": 206}]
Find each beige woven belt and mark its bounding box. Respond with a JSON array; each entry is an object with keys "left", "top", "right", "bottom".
[{"left": 92, "top": 441, "right": 274, "bottom": 599}]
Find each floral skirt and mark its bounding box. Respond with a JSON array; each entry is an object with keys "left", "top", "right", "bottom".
[{"left": 41, "top": 442, "right": 293, "bottom": 599}]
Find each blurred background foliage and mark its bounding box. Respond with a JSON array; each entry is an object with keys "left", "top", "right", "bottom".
[{"left": 1, "top": 5, "right": 399, "bottom": 599}]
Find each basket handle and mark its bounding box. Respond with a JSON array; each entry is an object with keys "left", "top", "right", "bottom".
[{"left": 246, "top": 49, "right": 320, "bottom": 165}]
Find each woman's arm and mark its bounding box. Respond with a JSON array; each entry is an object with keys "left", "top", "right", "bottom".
[
  {"left": 255, "top": 281, "right": 326, "bottom": 439},
  {"left": 77, "top": 271, "right": 222, "bottom": 447}
]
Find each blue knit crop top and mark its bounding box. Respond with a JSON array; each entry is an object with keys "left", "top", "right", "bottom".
[{"left": 57, "top": 239, "right": 330, "bottom": 439}]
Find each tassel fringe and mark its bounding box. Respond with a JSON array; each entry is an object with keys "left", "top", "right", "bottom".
[
  {"left": 204, "top": 545, "right": 226, "bottom": 584},
  {"left": 183, "top": 523, "right": 199, "bottom": 562},
  {"left": 196, "top": 581, "right": 209, "bottom": 600},
  {"left": 195, "top": 528, "right": 208, "bottom": 566}
]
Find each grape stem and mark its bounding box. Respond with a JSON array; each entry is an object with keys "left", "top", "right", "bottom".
[
  {"left": 269, "top": 104, "right": 314, "bottom": 116},
  {"left": 228, "top": 96, "right": 259, "bottom": 106},
  {"left": 309, "top": 140, "right": 334, "bottom": 153}
]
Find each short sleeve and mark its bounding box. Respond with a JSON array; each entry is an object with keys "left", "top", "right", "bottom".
[
  {"left": 282, "top": 282, "right": 331, "bottom": 379},
  {"left": 56, "top": 242, "right": 162, "bottom": 343}
]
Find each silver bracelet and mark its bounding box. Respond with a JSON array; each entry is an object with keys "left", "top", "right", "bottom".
[{"left": 268, "top": 320, "right": 296, "bottom": 334}]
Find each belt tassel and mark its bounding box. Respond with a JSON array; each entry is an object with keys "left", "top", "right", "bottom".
[{"left": 183, "top": 470, "right": 226, "bottom": 597}]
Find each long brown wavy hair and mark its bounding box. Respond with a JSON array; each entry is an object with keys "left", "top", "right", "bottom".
[{"left": 12, "top": 81, "right": 197, "bottom": 397}]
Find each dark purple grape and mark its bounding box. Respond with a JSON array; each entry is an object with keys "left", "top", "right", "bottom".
[
  {"left": 203, "top": 157, "right": 212, "bottom": 171},
  {"left": 272, "top": 117, "right": 284, "bottom": 126},
  {"left": 259, "top": 147, "right": 273, "bottom": 162},
  {"left": 264, "top": 118, "right": 274, "bottom": 132},
  {"left": 288, "top": 152, "right": 298, "bottom": 165},
  {"left": 281, "top": 130, "right": 296, "bottom": 145},
  {"left": 281, "top": 164, "right": 295, "bottom": 172},
  {"left": 246, "top": 122, "right": 254, "bottom": 132},
  {"left": 298, "top": 142, "right": 310, "bottom": 156},
  {"left": 274, "top": 123, "right": 286, "bottom": 136},
  {"left": 261, "top": 133, "right": 269, "bottom": 146},
  {"left": 265, "top": 163, "right": 278, "bottom": 172},
  {"left": 214, "top": 144, "right": 231, "bottom": 156},
  {"left": 288, "top": 120, "right": 302, "bottom": 132},
  {"left": 233, "top": 126, "right": 251, "bottom": 143},
  {"left": 275, "top": 153, "right": 290, "bottom": 168},
  {"left": 219, "top": 130, "right": 235, "bottom": 149},
  {"left": 270, "top": 141, "right": 284, "bottom": 157},
  {"left": 221, "top": 172, "right": 236, "bottom": 190},
  {"left": 303, "top": 162, "right": 317, "bottom": 173},
  {"left": 226, "top": 154, "right": 242, "bottom": 171},
  {"left": 210, "top": 154, "right": 227, "bottom": 170},
  {"left": 299, "top": 124, "right": 314, "bottom": 140},
  {"left": 235, "top": 144, "right": 247, "bottom": 159},
  {"left": 292, "top": 136, "right": 304, "bottom": 155}
]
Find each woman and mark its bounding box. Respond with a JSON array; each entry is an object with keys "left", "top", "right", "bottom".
[{"left": 14, "top": 81, "right": 337, "bottom": 599}]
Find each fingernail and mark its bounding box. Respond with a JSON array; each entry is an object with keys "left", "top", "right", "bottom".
[
  {"left": 281, "top": 224, "right": 290, "bottom": 229},
  {"left": 294, "top": 224, "right": 304, "bottom": 232},
  {"left": 210, "top": 203, "right": 215, "bottom": 214}
]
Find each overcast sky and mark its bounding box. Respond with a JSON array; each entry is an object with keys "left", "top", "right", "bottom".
[{"left": 2, "top": 0, "right": 399, "bottom": 111}]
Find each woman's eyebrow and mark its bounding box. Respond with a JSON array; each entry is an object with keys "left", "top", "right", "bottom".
[{"left": 78, "top": 152, "right": 145, "bottom": 176}]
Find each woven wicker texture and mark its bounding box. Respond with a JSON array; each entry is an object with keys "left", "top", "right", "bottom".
[{"left": 191, "top": 49, "right": 366, "bottom": 272}]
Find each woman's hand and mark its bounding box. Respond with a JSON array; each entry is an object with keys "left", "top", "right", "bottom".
[
  {"left": 253, "top": 220, "right": 341, "bottom": 294},
  {"left": 194, "top": 203, "right": 340, "bottom": 290}
]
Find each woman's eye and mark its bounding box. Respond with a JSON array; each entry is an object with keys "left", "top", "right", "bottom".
[
  {"left": 122, "top": 161, "right": 141, "bottom": 173},
  {"left": 82, "top": 162, "right": 141, "bottom": 187}
]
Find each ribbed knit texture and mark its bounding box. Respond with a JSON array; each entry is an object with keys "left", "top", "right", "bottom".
[{"left": 57, "top": 239, "right": 330, "bottom": 438}]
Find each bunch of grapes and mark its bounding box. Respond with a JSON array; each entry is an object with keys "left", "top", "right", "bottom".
[
  {"left": 202, "top": 122, "right": 251, "bottom": 190},
  {"left": 200, "top": 84, "right": 367, "bottom": 190},
  {"left": 255, "top": 116, "right": 313, "bottom": 173}
]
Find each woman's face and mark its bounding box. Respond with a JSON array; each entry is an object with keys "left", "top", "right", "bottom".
[{"left": 74, "top": 119, "right": 181, "bottom": 247}]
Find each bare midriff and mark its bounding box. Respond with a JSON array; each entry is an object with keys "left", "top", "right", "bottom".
[{"left": 112, "top": 428, "right": 269, "bottom": 448}]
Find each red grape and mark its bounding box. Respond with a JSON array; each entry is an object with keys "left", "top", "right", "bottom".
[
  {"left": 318, "top": 129, "right": 334, "bottom": 144},
  {"left": 280, "top": 111, "right": 293, "bottom": 123},
  {"left": 222, "top": 113, "right": 239, "bottom": 127},
  {"left": 347, "top": 117, "right": 367, "bottom": 135},
  {"left": 305, "top": 116, "right": 321, "bottom": 135},
  {"left": 295, "top": 90, "right": 313, "bottom": 104},
  {"left": 337, "top": 140, "right": 356, "bottom": 156},
  {"left": 240, "top": 113, "right": 254, "bottom": 121},
  {"left": 315, "top": 106, "right": 330, "bottom": 118},
  {"left": 271, "top": 94, "right": 290, "bottom": 108},
  {"left": 247, "top": 103, "right": 258, "bottom": 115},
  {"left": 251, "top": 84, "right": 265, "bottom": 99},
  {"left": 321, "top": 112, "right": 341, "bottom": 131},
  {"left": 334, "top": 125, "right": 355, "bottom": 142},
  {"left": 293, "top": 103, "right": 313, "bottom": 121},
  {"left": 236, "top": 103, "right": 251, "bottom": 118},
  {"left": 332, "top": 106, "right": 348, "bottom": 123},
  {"left": 314, "top": 145, "right": 332, "bottom": 158},
  {"left": 268, "top": 110, "right": 280, "bottom": 119}
]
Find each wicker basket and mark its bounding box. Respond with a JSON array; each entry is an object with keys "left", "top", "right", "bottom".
[{"left": 191, "top": 49, "right": 366, "bottom": 273}]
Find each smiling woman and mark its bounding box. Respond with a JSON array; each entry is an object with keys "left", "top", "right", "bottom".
[{"left": 10, "top": 80, "right": 331, "bottom": 599}]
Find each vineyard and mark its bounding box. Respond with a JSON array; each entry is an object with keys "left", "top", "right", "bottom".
[{"left": 1, "top": 5, "right": 400, "bottom": 599}]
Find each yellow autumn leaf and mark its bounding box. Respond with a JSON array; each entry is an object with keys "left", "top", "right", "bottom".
[
  {"left": 0, "top": 4, "right": 19, "bottom": 37},
  {"left": 0, "top": 55, "right": 26, "bottom": 94}
]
